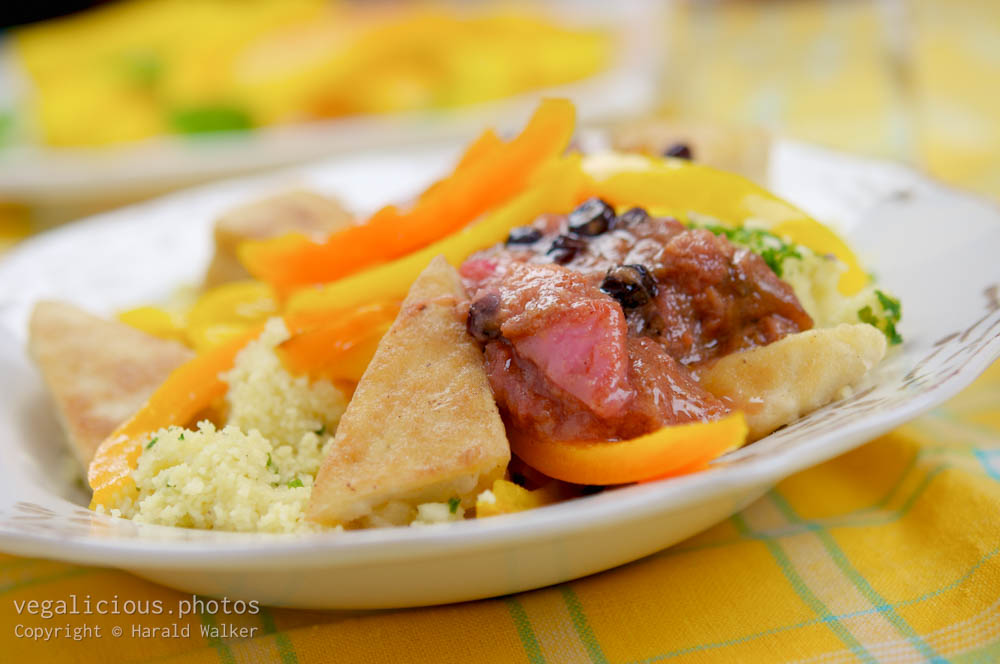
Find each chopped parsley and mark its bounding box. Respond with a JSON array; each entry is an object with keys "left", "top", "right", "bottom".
[
  {"left": 759, "top": 245, "right": 803, "bottom": 278},
  {"left": 699, "top": 223, "right": 802, "bottom": 277},
  {"left": 286, "top": 478, "right": 304, "bottom": 489},
  {"left": 266, "top": 453, "right": 278, "bottom": 474},
  {"left": 877, "top": 289, "right": 902, "bottom": 319},
  {"left": 448, "top": 497, "right": 461, "bottom": 514},
  {"left": 178, "top": 433, "right": 184, "bottom": 441},
  {"left": 859, "top": 289, "right": 903, "bottom": 345},
  {"left": 145, "top": 437, "right": 158, "bottom": 450},
  {"left": 692, "top": 218, "right": 904, "bottom": 345}
]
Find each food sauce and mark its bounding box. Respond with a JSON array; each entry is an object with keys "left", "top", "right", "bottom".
[{"left": 461, "top": 200, "right": 813, "bottom": 443}]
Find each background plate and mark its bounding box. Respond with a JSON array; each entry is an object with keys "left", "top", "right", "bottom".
[{"left": 0, "top": 1, "right": 661, "bottom": 211}]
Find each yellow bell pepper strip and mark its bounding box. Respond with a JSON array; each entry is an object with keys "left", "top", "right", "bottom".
[
  {"left": 119, "top": 281, "right": 279, "bottom": 351},
  {"left": 475, "top": 478, "right": 563, "bottom": 517},
  {"left": 118, "top": 305, "right": 187, "bottom": 344},
  {"left": 287, "top": 152, "right": 587, "bottom": 314},
  {"left": 582, "top": 153, "right": 868, "bottom": 295},
  {"left": 88, "top": 327, "right": 263, "bottom": 510},
  {"left": 184, "top": 280, "right": 279, "bottom": 352},
  {"left": 279, "top": 300, "right": 401, "bottom": 384},
  {"left": 240, "top": 98, "right": 576, "bottom": 294},
  {"left": 509, "top": 412, "right": 748, "bottom": 486}
]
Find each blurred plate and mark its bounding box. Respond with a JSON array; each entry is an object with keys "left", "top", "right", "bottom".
[
  {"left": 0, "top": 137, "right": 997, "bottom": 609},
  {"left": 0, "top": 1, "right": 662, "bottom": 210}
]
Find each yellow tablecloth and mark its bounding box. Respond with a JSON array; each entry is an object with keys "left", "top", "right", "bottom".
[{"left": 3, "top": 0, "right": 999, "bottom": 662}]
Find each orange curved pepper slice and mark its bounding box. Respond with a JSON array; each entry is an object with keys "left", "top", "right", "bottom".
[
  {"left": 240, "top": 98, "right": 575, "bottom": 294},
  {"left": 454, "top": 129, "right": 503, "bottom": 169},
  {"left": 279, "top": 300, "right": 400, "bottom": 383},
  {"left": 88, "top": 327, "right": 263, "bottom": 510},
  {"left": 420, "top": 129, "right": 503, "bottom": 203},
  {"left": 509, "top": 413, "right": 748, "bottom": 486}
]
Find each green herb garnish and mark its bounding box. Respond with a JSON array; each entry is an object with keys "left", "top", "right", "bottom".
[
  {"left": 267, "top": 453, "right": 283, "bottom": 487},
  {"left": 859, "top": 289, "right": 903, "bottom": 345},
  {"left": 448, "top": 497, "right": 461, "bottom": 514},
  {"left": 876, "top": 289, "right": 902, "bottom": 319},
  {"left": 315, "top": 425, "right": 326, "bottom": 436},
  {"left": 145, "top": 437, "right": 158, "bottom": 450},
  {"left": 699, "top": 224, "right": 802, "bottom": 277},
  {"left": 178, "top": 433, "right": 184, "bottom": 441},
  {"left": 858, "top": 305, "right": 877, "bottom": 325},
  {"left": 694, "top": 219, "right": 904, "bottom": 345},
  {"left": 169, "top": 105, "right": 253, "bottom": 135},
  {"left": 759, "top": 245, "right": 803, "bottom": 277},
  {"left": 286, "top": 478, "right": 304, "bottom": 489}
]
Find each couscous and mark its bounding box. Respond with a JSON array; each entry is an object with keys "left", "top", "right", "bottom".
[{"left": 105, "top": 318, "right": 342, "bottom": 532}]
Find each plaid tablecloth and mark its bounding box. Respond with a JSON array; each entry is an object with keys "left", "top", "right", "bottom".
[{"left": 2, "top": 0, "right": 999, "bottom": 661}]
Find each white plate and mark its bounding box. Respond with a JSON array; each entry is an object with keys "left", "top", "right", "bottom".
[{"left": 0, "top": 138, "right": 998, "bottom": 609}]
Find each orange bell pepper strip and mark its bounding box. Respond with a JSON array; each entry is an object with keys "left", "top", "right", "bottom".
[
  {"left": 287, "top": 153, "right": 586, "bottom": 314},
  {"left": 239, "top": 98, "right": 575, "bottom": 294},
  {"left": 453, "top": 129, "right": 503, "bottom": 170},
  {"left": 279, "top": 300, "right": 400, "bottom": 383},
  {"left": 420, "top": 129, "right": 503, "bottom": 203},
  {"left": 88, "top": 327, "right": 263, "bottom": 510},
  {"left": 509, "top": 413, "right": 748, "bottom": 486}
]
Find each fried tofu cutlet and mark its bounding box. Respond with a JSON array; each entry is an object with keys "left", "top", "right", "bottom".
[
  {"left": 308, "top": 256, "right": 510, "bottom": 527},
  {"left": 28, "top": 301, "right": 193, "bottom": 468},
  {"left": 697, "top": 323, "right": 887, "bottom": 441}
]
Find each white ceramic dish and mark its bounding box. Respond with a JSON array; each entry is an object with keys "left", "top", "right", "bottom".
[{"left": 0, "top": 138, "right": 998, "bottom": 609}]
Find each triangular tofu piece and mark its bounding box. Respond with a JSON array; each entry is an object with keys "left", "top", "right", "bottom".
[
  {"left": 308, "top": 256, "right": 510, "bottom": 527},
  {"left": 28, "top": 301, "right": 193, "bottom": 468},
  {"left": 698, "top": 323, "right": 886, "bottom": 441}
]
